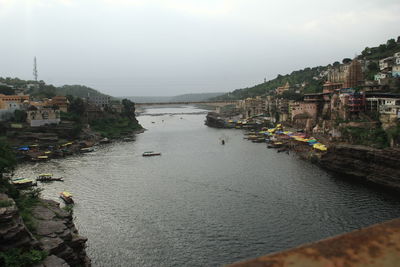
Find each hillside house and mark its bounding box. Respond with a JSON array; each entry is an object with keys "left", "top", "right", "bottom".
[{"left": 26, "top": 106, "right": 61, "bottom": 127}]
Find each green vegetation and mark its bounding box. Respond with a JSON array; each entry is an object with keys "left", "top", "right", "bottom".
[
  {"left": 340, "top": 126, "right": 389, "bottom": 149},
  {"left": 0, "top": 248, "right": 47, "bottom": 267},
  {"left": 0, "top": 138, "right": 17, "bottom": 178},
  {"left": 0, "top": 199, "right": 13, "bottom": 207},
  {"left": 0, "top": 85, "right": 14, "bottom": 95},
  {"left": 214, "top": 66, "right": 326, "bottom": 100},
  {"left": 360, "top": 38, "right": 400, "bottom": 60},
  {"left": 91, "top": 117, "right": 141, "bottom": 138},
  {"left": 14, "top": 188, "right": 42, "bottom": 232},
  {"left": 57, "top": 84, "right": 107, "bottom": 99}
]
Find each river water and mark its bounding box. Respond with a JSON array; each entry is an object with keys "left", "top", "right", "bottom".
[{"left": 15, "top": 106, "right": 400, "bottom": 266}]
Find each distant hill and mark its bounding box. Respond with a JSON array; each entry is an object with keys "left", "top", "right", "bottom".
[
  {"left": 56, "top": 85, "right": 108, "bottom": 98},
  {"left": 124, "top": 92, "right": 226, "bottom": 103}
]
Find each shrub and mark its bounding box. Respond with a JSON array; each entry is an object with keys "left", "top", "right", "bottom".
[{"left": 0, "top": 249, "right": 47, "bottom": 267}]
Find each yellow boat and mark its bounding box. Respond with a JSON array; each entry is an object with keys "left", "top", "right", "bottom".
[{"left": 60, "top": 191, "right": 74, "bottom": 204}]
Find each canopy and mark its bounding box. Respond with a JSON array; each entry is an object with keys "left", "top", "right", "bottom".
[
  {"left": 313, "top": 143, "right": 328, "bottom": 151},
  {"left": 61, "top": 191, "right": 72, "bottom": 197}
]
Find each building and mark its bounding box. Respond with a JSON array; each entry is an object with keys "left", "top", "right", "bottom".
[
  {"left": 379, "top": 57, "right": 394, "bottom": 71},
  {"left": 322, "top": 81, "right": 343, "bottom": 93},
  {"left": 88, "top": 95, "right": 110, "bottom": 108},
  {"left": 49, "top": 96, "right": 69, "bottom": 112},
  {"left": 26, "top": 106, "right": 61, "bottom": 127},
  {"left": 290, "top": 102, "right": 318, "bottom": 121},
  {"left": 366, "top": 93, "right": 400, "bottom": 115},
  {"left": 394, "top": 52, "right": 400, "bottom": 65},
  {"left": 327, "top": 64, "right": 349, "bottom": 83},
  {"left": 238, "top": 97, "right": 266, "bottom": 118},
  {"left": 343, "top": 60, "right": 363, "bottom": 88},
  {"left": 0, "top": 94, "right": 30, "bottom": 110},
  {"left": 374, "top": 73, "right": 391, "bottom": 84},
  {"left": 392, "top": 65, "right": 400, "bottom": 78}
]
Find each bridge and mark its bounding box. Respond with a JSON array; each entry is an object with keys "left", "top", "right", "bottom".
[{"left": 135, "top": 100, "right": 238, "bottom": 107}]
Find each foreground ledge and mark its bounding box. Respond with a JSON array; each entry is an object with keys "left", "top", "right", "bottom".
[{"left": 227, "top": 218, "right": 400, "bottom": 267}]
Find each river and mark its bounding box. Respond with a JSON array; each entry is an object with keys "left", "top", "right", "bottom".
[{"left": 15, "top": 106, "right": 400, "bottom": 267}]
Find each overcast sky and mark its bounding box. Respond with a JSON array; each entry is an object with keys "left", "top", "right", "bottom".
[{"left": 0, "top": 0, "right": 399, "bottom": 96}]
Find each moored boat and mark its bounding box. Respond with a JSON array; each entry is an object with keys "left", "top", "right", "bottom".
[
  {"left": 60, "top": 191, "right": 74, "bottom": 204},
  {"left": 142, "top": 151, "right": 161, "bottom": 157},
  {"left": 80, "top": 147, "right": 94, "bottom": 153},
  {"left": 37, "top": 173, "right": 64, "bottom": 182},
  {"left": 12, "top": 178, "right": 37, "bottom": 188}
]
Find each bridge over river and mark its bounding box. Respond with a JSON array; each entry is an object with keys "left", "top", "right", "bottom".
[{"left": 135, "top": 100, "right": 238, "bottom": 108}]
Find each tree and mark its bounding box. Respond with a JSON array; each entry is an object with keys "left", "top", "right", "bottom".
[
  {"left": 13, "top": 110, "right": 27, "bottom": 123},
  {"left": 69, "top": 97, "right": 86, "bottom": 115},
  {"left": 0, "top": 138, "right": 16, "bottom": 178},
  {"left": 367, "top": 62, "right": 379, "bottom": 72},
  {"left": 0, "top": 85, "right": 14, "bottom": 95},
  {"left": 342, "top": 58, "right": 352, "bottom": 64},
  {"left": 386, "top": 38, "right": 397, "bottom": 49},
  {"left": 121, "top": 99, "right": 136, "bottom": 120}
]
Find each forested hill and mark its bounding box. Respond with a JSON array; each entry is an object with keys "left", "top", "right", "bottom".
[
  {"left": 56, "top": 85, "right": 107, "bottom": 98},
  {"left": 214, "top": 36, "right": 400, "bottom": 100},
  {"left": 0, "top": 77, "right": 109, "bottom": 99},
  {"left": 214, "top": 66, "right": 327, "bottom": 100}
]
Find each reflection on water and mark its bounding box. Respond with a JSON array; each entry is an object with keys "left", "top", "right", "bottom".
[{"left": 15, "top": 105, "right": 400, "bottom": 267}]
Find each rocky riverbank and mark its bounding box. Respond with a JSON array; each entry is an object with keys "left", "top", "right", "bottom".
[
  {"left": 318, "top": 144, "right": 400, "bottom": 192},
  {"left": 0, "top": 193, "right": 90, "bottom": 266}
]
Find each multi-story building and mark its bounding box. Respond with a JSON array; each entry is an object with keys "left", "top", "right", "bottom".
[
  {"left": 379, "top": 57, "right": 394, "bottom": 71},
  {"left": 0, "top": 94, "right": 30, "bottom": 110},
  {"left": 26, "top": 106, "right": 61, "bottom": 127},
  {"left": 88, "top": 95, "right": 110, "bottom": 108},
  {"left": 322, "top": 81, "right": 342, "bottom": 93},
  {"left": 49, "top": 96, "right": 69, "bottom": 112},
  {"left": 290, "top": 102, "right": 318, "bottom": 121}
]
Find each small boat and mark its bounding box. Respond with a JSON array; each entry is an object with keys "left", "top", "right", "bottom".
[
  {"left": 123, "top": 137, "right": 135, "bottom": 142},
  {"left": 12, "top": 178, "right": 37, "bottom": 188},
  {"left": 142, "top": 151, "right": 161, "bottom": 157},
  {"left": 60, "top": 191, "right": 74, "bottom": 204},
  {"left": 80, "top": 147, "right": 94, "bottom": 153},
  {"left": 99, "top": 137, "right": 111, "bottom": 144},
  {"left": 37, "top": 173, "right": 64, "bottom": 182}
]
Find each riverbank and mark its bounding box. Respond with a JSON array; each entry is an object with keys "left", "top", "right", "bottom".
[{"left": 206, "top": 114, "right": 400, "bottom": 194}]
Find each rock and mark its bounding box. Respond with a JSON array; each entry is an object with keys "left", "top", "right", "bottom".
[
  {"left": 31, "top": 200, "right": 91, "bottom": 266},
  {"left": 35, "top": 255, "right": 70, "bottom": 267},
  {"left": 0, "top": 193, "right": 39, "bottom": 251},
  {"left": 319, "top": 144, "right": 400, "bottom": 192}
]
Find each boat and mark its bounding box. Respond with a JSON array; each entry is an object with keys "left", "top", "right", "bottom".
[
  {"left": 12, "top": 178, "right": 37, "bottom": 188},
  {"left": 80, "top": 147, "right": 94, "bottom": 153},
  {"left": 99, "top": 137, "right": 111, "bottom": 144},
  {"left": 37, "top": 173, "right": 64, "bottom": 182},
  {"left": 142, "top": 151, "right": 161, "bottom": 157},
  {"left": 60, "top": 191, "right": 74, "bottom": 204}
]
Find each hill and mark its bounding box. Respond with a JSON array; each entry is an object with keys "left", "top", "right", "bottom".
[{"left": 215, "top": 36, "right": 400, "bottom": 100}]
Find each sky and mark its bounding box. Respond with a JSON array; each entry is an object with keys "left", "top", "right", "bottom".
[{"left": 0, "top": 0, "right": 399, "bottom": 97}]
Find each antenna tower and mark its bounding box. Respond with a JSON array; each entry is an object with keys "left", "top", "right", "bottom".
[{"left": 33, "top": 57, "right": 38, "bottom": 82}]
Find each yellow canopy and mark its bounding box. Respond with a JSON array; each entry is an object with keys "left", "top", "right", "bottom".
[
  {"left": 12, "top": 179, "right": 33, "bottom": 184},
  {"left": 61, "top": 191, "right": 72, "bottom": 197},
  {"left": 38, "top": 156, "right": 48, "bottom": 159},
  {"left": 45, "top": 151, "right": 51, "bottom": 154},
  {"left": 313, "top": 143, "right": 328, "bottom": 151}
]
